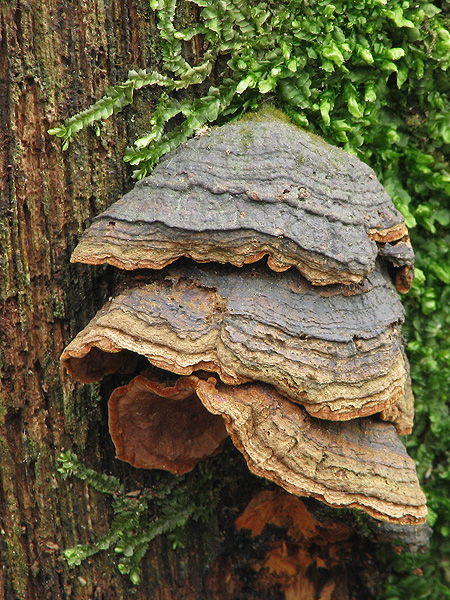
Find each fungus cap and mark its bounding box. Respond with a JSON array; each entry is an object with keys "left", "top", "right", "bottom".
[
  {"left": 61, "top": 262, "right": 411, "bottom": 427},
  {"left": 71, "top": 109, "right": 414, "bottom": 291},
  {"left": 105, "top": 370, "right": 426, "bottom": 525},
  {"left": 195, "top": 378, "right": 427, "bottom": 525}
]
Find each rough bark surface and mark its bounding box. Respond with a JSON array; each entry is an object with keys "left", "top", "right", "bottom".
[
  {"left": 0, "top": 2, "right": 234, "bottom": 598},
  {"left": 0, "top": 2, "right": 425, "bottom": 599}
]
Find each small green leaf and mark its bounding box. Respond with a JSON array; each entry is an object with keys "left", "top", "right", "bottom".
[
  {"left": 435, "top": 209, "right": 450, "bottom": 227},
  {"left": 236, "top": 75, "right": 255, "bottom": 94},
  {"left": 379, "top": 60, "right": 398, "bottom": 73},
  {"left": 364, "top": 83, "right": 377, "bottom": 103},
  {"left": 429, "top": 261, "right": 450, "bottom": 284},
  {"left": 130, "top": 569, "right": 141, "bottom": 585},
  {"left": 385, "top": 47, "right": 405, "bottom": 61},
  {"left": 321, "top": 44, "right": 344, "bottom": 66},
  {"left": 258, "top": 77, "right": 276, "bottom": 94},
  {"left": 358, "top": 47, "right": 374, "bottom": 64},
  {"left": 413, "top": 268, "right": 426, "bottom": 286},
  {"left": 347, "top": 96, "right": 364, "bottom": 118},
  {"left": 320, "top": 99, "right": 332, "bottom": 125},
  {"left": 396, "top": 65, "right": 409, "bottom": 88},
  {"left": 286, "top": 58, "right": 298, "bottom": 72},
  {"left": 47, "top": 126, "right": 67, "bottom": 137},
  {"left": 123, "top": 545, "right": 135, "bottom": 557},
  {"left": 385, "top": 8, "right": 415, "bottom": 28},
  {"left": 422, "top": 3, "right": 442, "bottom": 17}
]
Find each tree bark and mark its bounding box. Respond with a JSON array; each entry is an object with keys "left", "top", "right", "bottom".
[{"left": 0, "top": 2, "right": 388, "bottom": 599}]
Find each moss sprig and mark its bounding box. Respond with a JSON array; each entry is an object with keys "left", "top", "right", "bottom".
[{"left": 57, "top": 450, "right": 227, "bottom": 585}]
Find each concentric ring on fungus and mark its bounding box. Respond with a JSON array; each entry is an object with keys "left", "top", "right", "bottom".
[
  {"left": 71, "top": 110, "right": 414, "bottom": 292},
  {"left": 62, "top": 109, "right": 425, "bottom": 527},
  {"left": 104, "top": 368, "right": 427, "bottom": 524},
  {"left": 61, "top": 261, "right": 411, "bottom": 430}
]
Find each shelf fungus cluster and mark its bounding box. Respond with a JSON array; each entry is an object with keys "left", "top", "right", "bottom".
[{"left": 62, "top": 110, "right": 426, "bottom": 526}]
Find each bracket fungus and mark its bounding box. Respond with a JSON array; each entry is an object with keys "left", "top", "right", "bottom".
[
  {"left": 62, "top": 109, "right": 426, "bottom": 526},
  {"left": 108, "top": 369, "right": 228, "bottom": 475},
  {"left": 61, "top": 262, "right": 411, "bottom": 427},
  {"left": 71, "top": 110, "right": 414, "bottom": 292},
  {"left": 195, "top": 378, "right": 426, "bottom": 525},
  {"left": 103, "top": 367, "right": 426, "bottom": 523}
]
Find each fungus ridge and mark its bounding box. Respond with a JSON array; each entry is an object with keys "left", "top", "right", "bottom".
[
  {"left": 195, "top": 378, "right": 427, "bottom": 525},
  {"left": 71, "top": 113, "right": 414, "bottom": 290},
  {"left": 61, "top": 263, "right": 411, "bottom": 425}
]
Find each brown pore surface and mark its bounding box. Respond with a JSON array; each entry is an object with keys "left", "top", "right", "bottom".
[
  {"left": 108, "top": 370, "right": 228, "bottom": 474},
  {"left": 195, "top": 378, "right": 427, "bottom": 525},
  {"left": 71, "top": 109, "right": 414, "bottom": 292},
  {"left": 61, "top": 261, "right": 411, "bottom": 425}
]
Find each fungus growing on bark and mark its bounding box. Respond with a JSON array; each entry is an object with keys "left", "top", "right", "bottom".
[
  {"left": 71, "top": 111, "right": 414, "bottom": 291},
  {"left": 234, "top": 489, "right": 355, "bottom": 598},
  {"left": 62, "top": 109, "right": 426, "bottom": 526},
  {"left": 108, "top": 369, "right": 228, "bottom": 474},
  {"left": 195, "top": 378, "right": 427, "bottom": 524},
  {"left": 61, "top": 261, "right": 411, "bottom": 428},
  {"left": 234, "top": 489, "right": 430, "bottom": 598},
  {"left": 104, "top": 370, "right": 426, "bottom": 523}
]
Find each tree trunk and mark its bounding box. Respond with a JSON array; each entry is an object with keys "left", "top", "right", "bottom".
[{"left": 0, "top": 2, "right": 388, "bottom": 598}]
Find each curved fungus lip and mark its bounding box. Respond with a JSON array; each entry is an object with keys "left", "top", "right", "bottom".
[
  {"left": 70, "top": 109, "right": 413, "bottom": 292},
  {"left": 194, "top": 378, "right": 427, "bottom": 525},
  {"left": 380, "top": 350, "right": 414, "bottom": 436},
  {"left": 108, "top": 370, "right": 228, "bottom": 475},
  {"left": 61, "top": 261, "right": 411, "bottom": 425}
]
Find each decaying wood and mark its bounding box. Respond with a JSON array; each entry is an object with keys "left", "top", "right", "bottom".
[
  {"left": 195, "top": 378, "right": 427, "bottom": 524},
  {"left": 71, "top": 110, "right": 414, "bottom": 291},
  {"left": 61, "top": 262, "right": 410, "bottom": 423},
  {"left": 108, "top": 369, "right": 228, "bottom": 474}
]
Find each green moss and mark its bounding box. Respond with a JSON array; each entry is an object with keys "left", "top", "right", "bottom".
[
  {"left": 236, "top": 104, "right": 293, "bottom": 127},
  {"left": 51, "top": 295, "right": 66, "bottom": 320},
  {"left": 56, "top": 447, "right": 239, "bottom": 584}
]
